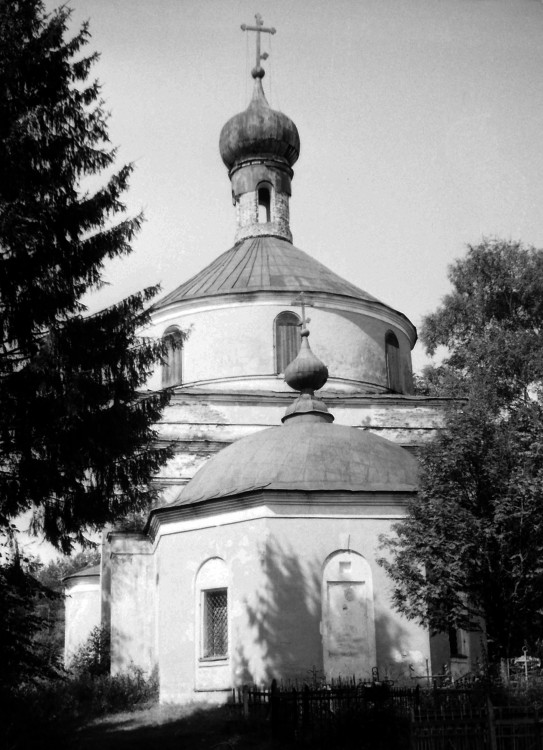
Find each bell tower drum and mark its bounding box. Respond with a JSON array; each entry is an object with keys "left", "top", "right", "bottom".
[{"left": 219, "top": 14, "right": 300, "bottom": 243}]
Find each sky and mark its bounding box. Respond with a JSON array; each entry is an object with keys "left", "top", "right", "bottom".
[
  {"left": 29, "top": 0, "right": 543, "bottom": 561},
  {"left": 41, "top": 0, "right": 543, "bottom": 374}
]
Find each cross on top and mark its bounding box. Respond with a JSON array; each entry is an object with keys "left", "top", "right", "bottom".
[
  {"left": 240, "top": 13, "right": 276, "bottom": 78},
  {"left": 291, "top": 291, "right": 312, "bottom": 333}
]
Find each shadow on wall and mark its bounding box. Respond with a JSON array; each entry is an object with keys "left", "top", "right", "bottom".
[
  {"left": 374, "top": 611, "right": 424, "bottom": 685},
  {"left": 110, "top": 618, "right": 144, "bottom": 676},
  {"left": 235, "top": 538, "right": 322, "bottom": 686},
  {"left": 234, "top": 538, "right": 421, "bottom": 687}
]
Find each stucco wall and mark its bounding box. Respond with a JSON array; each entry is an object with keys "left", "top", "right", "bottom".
[
  {"left": 145, "top": 300, "right": 413, "bottom": 394},
  {"left": 64, "top": 575, "right": 101, "bottom": 666},
  {"left": 109, "top": 534, "right": 157, "bottom": 676},
  {"left": 152, "top": 504, "right": 430, "bottom": 703},
  {"left": 153, "top": 392, "right": 447, "bottom": 500}
]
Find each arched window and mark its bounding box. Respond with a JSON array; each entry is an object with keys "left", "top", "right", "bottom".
[
  {"left": 257, "top": 183, "right": 271, "bottom": 223},
  {"left": 161, "top": 326, "right": 183, "bottom": 387},
  {"left": 385, "top": 331, "right": 401, "bottom": 393},
  {"left": 274, "top": 311, "right": 301, "bottom": 373},
  {"left": 196, "top": 558, "right": 229, "bottom": 662}
]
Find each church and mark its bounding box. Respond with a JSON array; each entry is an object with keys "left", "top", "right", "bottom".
[{"left": 64, "top": 16, "right": 480, "bottom": 703}]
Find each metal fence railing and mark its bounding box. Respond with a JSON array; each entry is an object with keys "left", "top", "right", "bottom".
[{"left": 231, "top": 680, "right": 543, "bottom": 749}]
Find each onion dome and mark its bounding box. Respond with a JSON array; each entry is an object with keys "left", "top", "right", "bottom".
[
  {"left": 282, "top": 329, "right": 334, "bottom": 424},
  {"left": 219, "top": 77, "right": 300, "bottom": 172},
  {"left": 284, "top": 329, "right": 328, "bottom": 392}
]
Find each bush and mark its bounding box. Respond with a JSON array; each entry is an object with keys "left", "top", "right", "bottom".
[
  {"left": 43, "top": 665, "right": 159, "bottom": 719},
  {"left": 70, "top": 625, "right": 111, "bottom": 677},
  {"left": 63, "top": 624, "right": 158, "bottom": 715},
  {"left": 5, "top": 621, "right": 157, "bottom": 748},
  {"left": 4, "top": 665, "right": 159, "bottom": 749}
]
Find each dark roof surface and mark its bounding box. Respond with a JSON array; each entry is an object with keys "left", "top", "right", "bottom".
[
  {"left": 63, "top": 563, "right": 100, "bottom": 582},
  {"left": 219, "top": 78, "right": 300, "bottom": 170},
  {"left": 154, "top": 235, "right": 381, "bottom": 309},
  {"left": 169, "top": 422, "right": 418, "bottom": 507}
]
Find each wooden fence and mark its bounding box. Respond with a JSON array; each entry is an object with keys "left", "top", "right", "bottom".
[{"left": 231, "top": 681, "right": 543, "bottom": 749}]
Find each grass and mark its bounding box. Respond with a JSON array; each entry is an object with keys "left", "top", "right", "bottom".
[{"left": 55, "top": 702, "right": 292, "bottom": 750}]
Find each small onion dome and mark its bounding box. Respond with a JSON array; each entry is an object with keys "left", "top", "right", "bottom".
[
  {"left": 219, "top": 78, "right": 300, "bottom": 171},
  {"left": 282, "top": 330, "right": 333, "bottom": 424},
  {"left": 284, "top": 330, "right": 328, "bottom": 393}
]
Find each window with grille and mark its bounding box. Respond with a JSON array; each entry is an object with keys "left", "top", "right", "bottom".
[
  {"left": 203, "top": 589, "right": 228, "bottom": 659},
  {"left": 162, "top": 326, "right": 183, "bottom": 387},
  {"left": 275, "top": 311, "right": 301, "bottom": 373}
]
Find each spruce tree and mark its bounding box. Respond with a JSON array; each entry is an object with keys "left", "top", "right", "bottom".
[{"left": 0, "top": 0, "right": 172, "bottom": 553}]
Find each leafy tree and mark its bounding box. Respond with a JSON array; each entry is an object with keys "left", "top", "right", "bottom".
[
  {"left": 421, "top": 239, "right": 543, "bottom": 401},
  {"left": 0, "top": 0, "right": 173, "bottom": 554},
  {"left": 37, "top": 549, "right": 101, "bottom": 593},
  {"left": 70, "top": 625, "right": 110, "bottom": 677},
  {"left": 381, "top": 239, "right": 543, "bottom": 660}
]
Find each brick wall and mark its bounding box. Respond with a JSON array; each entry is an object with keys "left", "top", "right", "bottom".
[{"left": 235, "top": 188, "right": 292, "bottom": 242}]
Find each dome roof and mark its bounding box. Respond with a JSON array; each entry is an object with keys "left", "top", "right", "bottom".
[
  {"left": 171, "top": 422, "right": 418, "bottom": 507},
  {"left": 63, "top": 563, "right": 100, "bottom": 582},
  {"left": 154, "top": 235, "right": 387, "bottom": 309},
  {"left": 219, "top": 79, "right": 300, "bottom": 170}
]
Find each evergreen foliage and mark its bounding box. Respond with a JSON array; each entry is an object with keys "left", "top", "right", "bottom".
[
  {"left": 381, "top": 239, "right": 543, "bottom": 659},
  {"left": 0, "top": 528, "right": 62, "bottom": 699},
  {"left": 0, "top": 0, "right": 173, "bottom": 553}
]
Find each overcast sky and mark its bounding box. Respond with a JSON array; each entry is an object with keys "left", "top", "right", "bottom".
[{"left": 41, "top": 0, "right": 543, "bottom": 373}]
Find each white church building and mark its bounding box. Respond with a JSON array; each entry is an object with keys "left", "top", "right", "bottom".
[{"left": 65, "top": 19, "right": 480, "bottom": 703}]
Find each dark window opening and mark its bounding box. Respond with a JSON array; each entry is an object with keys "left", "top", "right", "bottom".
[
  {"left": 275, "top": 311, "right": 301, "bottom": 373},
  {"left": 162, "top": 327, "right": 183, "bottom": 387},
  {"left": 385, "top": 331, "right": 401, "bottom": 393},
  {"left": 258, "top": 185, "right": 271, "bottom": 223},
  {"left": 203, "top": 589, "right": 228, "bottom": 658},
  {"left": 448, "top": 627, "right": 459, "bottom": 657},
  {"left": 448, "top": 627, "right": 467, "bottom": 658}
]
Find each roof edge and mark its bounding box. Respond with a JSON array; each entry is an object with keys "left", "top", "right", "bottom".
[
  {"left": 146, "top": 487, "right": 416, "bottom": 539},
  {"left": 152, "top": 288, "right": 417, "bottom": 346}
]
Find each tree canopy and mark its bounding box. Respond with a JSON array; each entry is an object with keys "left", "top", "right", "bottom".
[
  {"left": 381, "top": 239, "right": 543, "bottom": 659},
  {"left": 420, "top": 239, "right": 543, "bottom": 402},
  {"left": 0, "top": 0, "right": 172, "bottom": 553}
]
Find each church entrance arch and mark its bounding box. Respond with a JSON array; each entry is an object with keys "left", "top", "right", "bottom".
[{"left": 322, "top": 550, "right": 376, "bottom": 680}]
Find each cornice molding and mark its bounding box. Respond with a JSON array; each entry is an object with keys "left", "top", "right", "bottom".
[
  {"left": 161, "top": 387, "right": 459, "bottom": 408},
  {"left": 146, "top": 487, "right": 416, "bottom": 540},
  {"left": 151, "top": 290, "right": 417, "bottom": 346}
]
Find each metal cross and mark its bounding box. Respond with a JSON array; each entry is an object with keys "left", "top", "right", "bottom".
[
  {"left": 240, "top": 13, "right": 276, "bottom": 76},
  {"left": 291, "top": 291, "right": 312, "bottom": 331}
]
